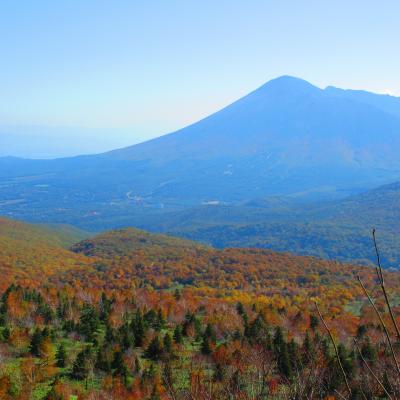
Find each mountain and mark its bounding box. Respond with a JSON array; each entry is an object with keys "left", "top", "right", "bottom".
[
  {"left": 109, "top": 76, "right": 400, "bottom": 165},
  {"left": 2, "top": 76, "right": 400, "bottom": 229},
  {"left": 101, "top": 75, "right": 400, "bottom": 202}
]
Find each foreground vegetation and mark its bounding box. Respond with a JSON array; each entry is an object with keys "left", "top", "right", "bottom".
[{"left": 0, "top": 217, "right": 400, "bottom": 399}]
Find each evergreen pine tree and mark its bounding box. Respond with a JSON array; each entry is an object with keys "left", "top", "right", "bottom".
[
  {"left": 30, "top": 328, "right": 43, "bottom": 357},
  {"left": 56, "top": 343, "right": 67, "bottom": 368},
  {"left": 1, "top": 326, "right": 10, "bottom": 341},
  {"left": 112, "top": 350, "right": 129, "bottom": 382},
  {"left": 0, "top": 312, "right": 6, "bottom": 326},
  {"left": 145, "top": 336, "right": 163, "bottom": 361},
  {"left": 201, "top": 336, "right": 212, "bottom": 355},
  {"left": 302, "top": 331, "right": 314, "bottom": 364},
  {"left": 71, "top": 347, "right": 91, "bottom": 380},
  {"left": 104, "top": 323, "right": 115, "bottom": 344},
  {"left": 204, "top": 323, "right": 216, "bottom": 343},
  {"left": 273, "top": 327, "right": 292, "bottom": 379},
  {"left": 119, "top": 323, "right": 133, "bottom": 350},
  {"left": 156, "top": 309, "right": 166, "bottom": 331},
  {"left": 194, "top": 317, "right": 202, "bottom": 342},
  {"left": 310, "top": 315, "right": 319, "bottom": 331},
  {"left": 79, "top": 304, "right": 100, "bottom": 342},
  {"left": 356, "top": 324, "right": 367, "bottom": 338},
  {"left": 144, "top": 309, "right": 158, "bottom": 328},
  {"left": 173, "top": 325, "right": 183, "bottom": 344},
  {"left": 163, "top": 333, "right": 172, "bottom": 355},
  {"left": 132, "top": 309, "right": 145, "bottom": 347},
  {"left": 288, "top": 339, "right": 300, "bottom": 371},
  {"left": 236, "top": 302, "right": 245, "bottom": 316},
  {"left": 383, "top": 371, "right": 393, "bottom": 395},
  {"left": 247, "top": 314, "right": 267, "bottom": 343},
  {"left": 95, "top": 346, "right": 111, "bottom": 373},
  {"left": 360, "top": 339, "right": 377, "bottom": 364},
  {"left": 214, "top": 362, "right": 225, "bottom": 381},
  {"left": 338, "top": 343, "right": 354, "bottom": 377}
]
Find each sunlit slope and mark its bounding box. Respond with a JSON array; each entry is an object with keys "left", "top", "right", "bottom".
[
  {"left": 0, "top": 216, "right": 392, "bottom": 310},
  {"left": 71, "top": 227, "right": 206, "bottom": 258},
  {"left": 0, "top": 217, "right": 89, "bottom": 248},
  {"left": 0, "top": 218, "right": 92, "bottom": 290},
  {"left": 69, "top": 227, "right": 379, "bottom": 299}
]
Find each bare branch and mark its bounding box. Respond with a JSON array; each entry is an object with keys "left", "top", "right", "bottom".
[
  {"left": 353, "top": 338, "right": 393, "bottom": 400},
  {"left": 314, "top": 302, "right": 352, "bottom": 398},
  {"left": 357, "top": 276, "right": 400, "bottom": 376},
  {"left": 372, "top": 229, "right": 400, "bottom": 341}
]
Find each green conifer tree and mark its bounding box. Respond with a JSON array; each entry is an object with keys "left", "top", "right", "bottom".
[
  {"left": 145, "top": 336, "right": 163, "bottom": 361},
  {"left": 29, "top": 328, "right": 43, "bottom": 357},
  {"left": 56, "top": 343, "right": 67, "bottom": 368},
  {"left": 163, "top": 333, "right": 172, "bottom": 355},
  {"left": 71, "top": 347, "right": 91, "bottom": 380},
  {"left": 173, "top": 325, "right": 183, "bottom": 344}
]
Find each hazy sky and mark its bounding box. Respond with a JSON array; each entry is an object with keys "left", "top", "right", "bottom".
[{"left": 1, "top": 0, "right": 400, "bottom": 157}]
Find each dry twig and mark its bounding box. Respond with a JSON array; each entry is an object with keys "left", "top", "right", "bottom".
[{"left": 314, "top": 302, "right": 352, "bottom": 398}]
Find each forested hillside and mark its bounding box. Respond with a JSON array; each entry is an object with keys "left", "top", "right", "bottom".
[
  {"left": 115, "top": 181, "right": 400, "bottom": 269},
  {"left": 0, "top": 218, "right": 400, "bottom": 398},
  {"left": 0, "top": 217, "right": 88, "bottom": 248}
]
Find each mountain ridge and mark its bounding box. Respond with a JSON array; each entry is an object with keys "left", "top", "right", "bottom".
[
  {"left": 104, "top": 75, "right": 400, "bottom": 167},
  {"left": 1, "top": 75, "right": 400, "bottom": 264},
  {"left": 325, "top": 85, "right": 400, "bottom": 118}
]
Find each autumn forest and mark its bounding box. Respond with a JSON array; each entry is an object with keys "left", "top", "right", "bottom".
[{"left": 0, "top": 217, "right": 399, "bottom": 399}]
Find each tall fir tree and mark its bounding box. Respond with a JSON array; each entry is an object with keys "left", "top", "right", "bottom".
[{"left": 56, "top": 343, "right": 67, "bottom": 368}]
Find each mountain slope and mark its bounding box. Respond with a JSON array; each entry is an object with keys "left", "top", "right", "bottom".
[
  {"left": 0, "top": 217, "right": 89, "bottom": 248},
  {"left": 325, "top": 86, "right": 400, "bottom": 119},
  {"left": 69, "top": 225, "right": 379, "bottom": 293},
  {"left": 132, "top": 181, "right": 400, "bottom": 268},
  {"left": 2, "top": 77, "right": 400, "bottom": 223},
  {"left": 109, "top": 76, "right": 400, "bottom": 167},
  {"left": 71, "top": 227, "right": 206, "bottom": 258},
  {"left": 101, "top": 76, "right": 400, "bottom": 202},
  {"left": 0, "top": 217, "right": 93, "bottom": 291},
  {"left": 0, "top": 217, "right": 380, "bottom": 298},
  {"left": 2, "top": 222, "right": 399, "bottom": 399}
]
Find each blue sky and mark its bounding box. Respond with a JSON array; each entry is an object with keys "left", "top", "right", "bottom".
[{"left": 1, "top": 0, "right": 400, "bottom": 157}]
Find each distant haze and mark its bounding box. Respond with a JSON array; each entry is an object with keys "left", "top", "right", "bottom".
[
  {"left": 0, "top": 125, "right": 158, "bottom": 159},
  {"left": 3, "top": 78, "right": 400, "bottom": 159}
]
